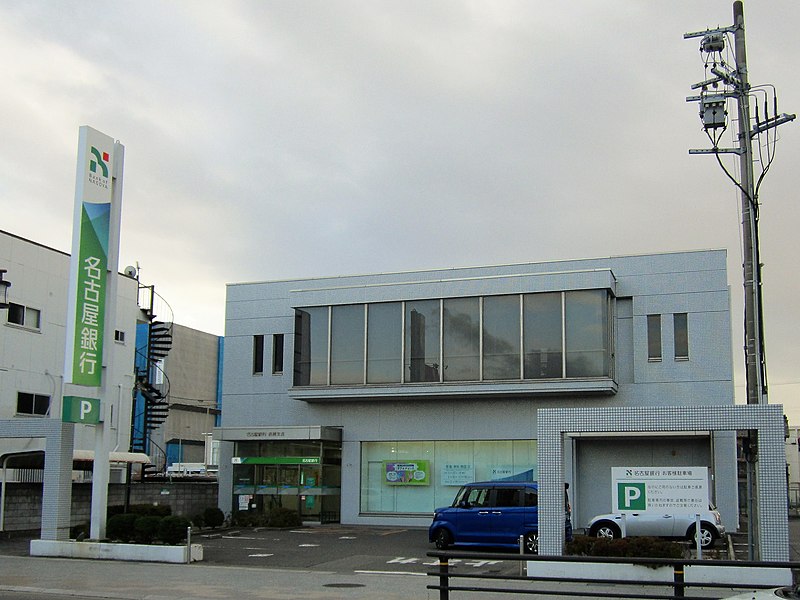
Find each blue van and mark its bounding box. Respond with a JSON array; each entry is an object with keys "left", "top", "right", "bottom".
[{"left": 428, "top": 481, "right": 572, "bottom": 554}]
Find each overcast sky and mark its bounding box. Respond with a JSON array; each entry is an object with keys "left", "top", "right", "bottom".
[{"left": 2, "top": 2, "right": 799, "bottom": 421}]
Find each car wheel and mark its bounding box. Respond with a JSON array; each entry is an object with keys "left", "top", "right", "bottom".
[
  {"left": 524, "top": 531, "right": 539, "bottom": 554},
  {"left": 434, "top": 528, "right": 452, "bottom": 550},
  {"left": 590, "top": 521, "right": 621, "bottom": 539},
  {"left": 689, "top": 524, "right": 716, "bottom": 548}
]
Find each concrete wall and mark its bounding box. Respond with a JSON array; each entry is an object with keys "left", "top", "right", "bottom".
[{"left": 1, "top": 481, "right": 218, "bottom": 533}]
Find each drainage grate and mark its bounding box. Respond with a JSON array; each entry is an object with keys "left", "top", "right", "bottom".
[{"left": 323, "top": 583, "right": 366, "bottom": 588}]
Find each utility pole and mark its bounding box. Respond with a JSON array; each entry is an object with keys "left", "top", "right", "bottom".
[{"left": 685, "top": 2, "right": 794, "bottom": 561}]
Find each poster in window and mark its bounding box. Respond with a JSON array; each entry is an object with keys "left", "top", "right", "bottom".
[{"left": 383, "top": 460, "right": 430, "bottom": 485}]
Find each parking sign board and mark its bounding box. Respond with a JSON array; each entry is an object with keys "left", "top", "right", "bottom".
[{"left": 612, "top": 467, "right": 709, "bottom": 513}]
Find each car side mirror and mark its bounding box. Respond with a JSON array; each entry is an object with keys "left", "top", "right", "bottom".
[{"left": 458, "top": 500, "right": 471, "bottom": 509}]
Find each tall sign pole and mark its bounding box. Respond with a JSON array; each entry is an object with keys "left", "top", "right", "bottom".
[{"left": 63, "top": 126, "right": 124, "bottom": 540}]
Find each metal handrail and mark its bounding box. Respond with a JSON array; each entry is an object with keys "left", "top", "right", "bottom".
[{"left": 427, "top": 550, "right": 800, "bottom": 599}]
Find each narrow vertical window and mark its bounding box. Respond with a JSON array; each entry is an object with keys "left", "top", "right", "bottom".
[
  {"left": 647, "top": 314, "right": 662, "bottom": 361},
  {"left": 253, "top": 334, "right": 264, "bottom": 375},
  {"left": 674, "top": 313, "right": 689, "bottom": 360},
  {"left": 272, "top": 334, "right": 284, "bottom": 374}
]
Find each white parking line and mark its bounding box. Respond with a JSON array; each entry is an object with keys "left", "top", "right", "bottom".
[
  {"left": 248, "top": 553, "right": 274, "bottom": 558},
  {"left": 355, "top": 570, "right": 426, "bottom": 577}
]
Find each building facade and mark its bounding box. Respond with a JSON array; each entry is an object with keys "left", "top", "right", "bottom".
[
  {"left": 0, "top": 230, "right": 139, "bottom": 482},
  {"left": 218, "top": 249, "right": 739, "bottom": 530}
]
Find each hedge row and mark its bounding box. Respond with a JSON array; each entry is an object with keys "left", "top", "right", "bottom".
[{"left": 566, "top": 535, "right": 685, "bottom": 559}]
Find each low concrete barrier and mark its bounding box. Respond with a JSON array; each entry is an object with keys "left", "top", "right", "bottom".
[{"left": 30, "top": 540, "right": 203, "bottom": 563}]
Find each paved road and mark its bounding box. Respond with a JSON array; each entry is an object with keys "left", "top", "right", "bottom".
[{"left": 0, "top": 521, "right": 798, "bottom": 599}]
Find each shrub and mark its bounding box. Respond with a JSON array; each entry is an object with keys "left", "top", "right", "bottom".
[
  {"left": 131, "top": 504, "right": 172, "bottom": 517},
  {"left": 203, "top": 507, "right": 225, "bottom": 529},
  {"left": 158, "top": 516, "right": 192, "bottom": 545},
  {"left": 267, "top": 507, "right": 301, "bottom": 528},
  {"left": 107, "top": 514, "right": 139, "bottom": 542},
  {"left": 231, "top": 511, "right": 269, "bottom": 527},
  {"left": 192, "top": 513, "right": 206, "bottom": 529},
  {"left": 70, "top": 522, "right": 89, "bottom": 541},
  {"left": 133, "top": 515, "right": 162, "bottom": 544},
  {"left": 566, "top": 535, "right": 685, "bottom": 560}
]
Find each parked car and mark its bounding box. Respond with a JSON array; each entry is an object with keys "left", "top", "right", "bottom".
[
  {"left": 586, "top": 506, "right": 725, "bottom": 548},
  {"left": 428, "top": 481, "right": 572, "bottom": 554}
]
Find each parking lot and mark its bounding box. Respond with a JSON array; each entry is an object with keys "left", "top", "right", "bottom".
[{"left": 199, "top": 524, "right": 523, "bottom": 577}]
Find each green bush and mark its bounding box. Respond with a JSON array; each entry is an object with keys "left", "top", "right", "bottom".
[
  {"left": 267, "top": 507, "right": 301, "bottom": 528},
  {"left": 107, "top": 514, "right": 139, "bottom": 542},
  {"left": 70, "top": 522, "right": 89, "bottom": 541},
  {"left": 158, "top": 516, "right": 192, "bottom": 545},
  {"left": 231, "top": 511, "right": 269, "bottom": 527},
  {"left": 132, "top": 504, "right": 172, "bottom": 517},
  {"left": 133, "top": 515, "right": 162, "bottom": 544},
  {"left": 566, "top": 535, "right": 685, "bottom": 560},
  {"left": 192, "top": 513, "right": 206, "bottom": 529},
  {"left": 203, "top": 507, "right": 225, "bottom": 529}
]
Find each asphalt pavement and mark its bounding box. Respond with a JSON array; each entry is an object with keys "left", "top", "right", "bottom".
[{"left": 0, "top": 521, "right": 798, "bottom": 599}]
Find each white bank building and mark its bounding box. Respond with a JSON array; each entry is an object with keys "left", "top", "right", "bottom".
[{"left": 218, "top": 249, "right": 745, "bottom": 535}]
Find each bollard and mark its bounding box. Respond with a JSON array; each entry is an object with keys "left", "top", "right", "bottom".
[
  {"left": 673, "top": 563, "right": 685, "bottom": 598},
  {"left": 186, "top": 526, "right": 192, "bottom": 564},
  {"left": 439, "top": 557, "right": 449, "bottom": 600},
  {"left": 519, "top": 534, "right": 525, "bottom": 576}
]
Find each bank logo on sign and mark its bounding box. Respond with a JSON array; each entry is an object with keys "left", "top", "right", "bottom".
[
  {"left": 618, "top": 482, "right": 646, "bottom": 510},
  {"left": 90, "top": 146, "right": 110, "bottom": 178}
]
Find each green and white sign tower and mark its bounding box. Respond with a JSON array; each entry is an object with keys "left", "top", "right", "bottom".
[{"left": 63, "top": 126, "right": 125, "bottom": 540}]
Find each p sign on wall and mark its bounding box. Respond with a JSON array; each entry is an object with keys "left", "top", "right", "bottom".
[
  {"left": 62, "top": 395, "right": 101, "bottom": 424},
  {"left": 612, "top": 467, "right": 709, "bottom": 513}
]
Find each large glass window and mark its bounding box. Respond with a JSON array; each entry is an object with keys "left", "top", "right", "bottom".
[
  {"left": 293, "top": 289, "right": 612, "bottom": 387},
  {"left": 294, "top": 307, "right": 329, "bottom": 386},
  {"left": 523, "top": 292, "right": 563, "bottom": 379},
  {"left": 360, "top": 439, "right": 537, "bottom": 515},
  {"left": 443, "top": 297, "right": 480, "bottom": 381},
  {"left": 483, "top": 295, "right": 520, "bottom": 380},
  {"left": 330, "top": 304, "right": 365, "bottom": 384},
  {"left": 367, "top": 302, "right": 402, "bottom": 383},
  {"left": 565, "top": 290, "right": 609, "bottom": 377},
  {"left": 405, "top": 300, "right": 440, "bottom": 382}
]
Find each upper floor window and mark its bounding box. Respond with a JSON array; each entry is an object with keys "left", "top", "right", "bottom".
[
  {"left": 293, "top": 290, "right": 612, "bottom": 387},
  {"left": 17, "top": 392, "right": 50, "bottom": 416},
  {"left": 253, "top": 334, "right": 264, "bottom": 375},
  {"left": 272, "top": 334, "right": 285, "bottom": 374},
  {"left": 674, "top": 313, "right": 689, "bottom": 360},
  {"left": 7, "top": 302, "right": 41, "bottom": 329},
  {"left": 647, "top": 314, "right": 662, "bottom": 362}
]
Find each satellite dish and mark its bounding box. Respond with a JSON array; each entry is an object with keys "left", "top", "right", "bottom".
[{"left": 124, "top": 265, "right": 138, "bottom": 279}]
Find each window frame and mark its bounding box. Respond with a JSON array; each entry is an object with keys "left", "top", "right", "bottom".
[
  {"left": 16, "top": 392, "right": 51, "bottom": 417},
  {"left": 673, "top": 313, "right": 689, "bottom": 361},
  {"left": 272, "top": 334, "right": 285, "bottom": 374},
  {"left": 253, "top": 334, "right": 265, "bottom": 375},
  {"left": 6, "top": 302, "right": 42, "bottom": 330},
  {"left": 647, "top": 314, "right": 662, "bottom": 362}
]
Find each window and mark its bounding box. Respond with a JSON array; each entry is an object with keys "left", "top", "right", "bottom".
[
  {"left": 523, "top": 292, "right": 563, "bottom": 379},
  {"left": 16, "top": 392, "right": 50, "bottom": 416},
  {"left": 330, "top": 304, "right": 365, "bottom": 384},
  {"left": 294, "top": 307, "right": 329, "bottom": 386},
  {"left": 114, "top": 330, "right": 126, "bottom": 343},
  {"left": 483, "top": 295, "right": 521, "bottom": 380},
  {"left": 293, "top": 290, "right": 613, "bottom": 387},
  {"left": 647, "top": 314, "right": 662, "bottom": 361},
  {"left": 367, "top": 303, "right": 401, "bottom": 383},
  {"left": 442, "top": 297, "right": 480, "bottom": 381},
  {"left": 7, "top": 302, "right": 41, "bottom": 329},
  {"left": 405, "top": 300, "right": 440, "bottom": 383},
  {"left": 565, "top": 290, "right": 609, "bottom": 377},
  {"left": 253, "top": 334, "right": 264, "bottom": 375},
  {"left": 674, "top": 313, "right": 689, "bottom": 360},
  {"left": 272, "top": 334, "right": 284, "bottom": 374}
]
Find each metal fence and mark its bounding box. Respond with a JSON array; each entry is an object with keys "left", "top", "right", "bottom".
[{"left": 427, "top": 550, "right": 799, "bottom": 599}]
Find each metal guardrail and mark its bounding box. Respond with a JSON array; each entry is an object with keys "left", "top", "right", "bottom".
[{"left": 427, "top": 550, "right": 800, "bottom": 599}]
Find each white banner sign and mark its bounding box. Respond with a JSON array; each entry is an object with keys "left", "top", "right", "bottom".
[{"left": 612, "top": 467, "right": 709, "bottom": 513}]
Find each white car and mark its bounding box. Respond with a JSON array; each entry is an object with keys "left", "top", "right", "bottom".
[{"left": 587, "top": 506, "right": 725, "bottom": 548}]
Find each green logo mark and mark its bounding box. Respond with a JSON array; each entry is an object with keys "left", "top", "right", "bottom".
[{"left": 89, "top": 147, "right": 109, "bottom": 178}]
